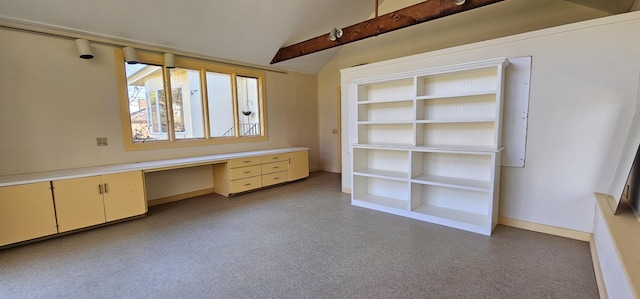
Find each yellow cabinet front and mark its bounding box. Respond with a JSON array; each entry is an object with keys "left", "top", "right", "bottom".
[
  {"left": 53, "top": 176, "right": 107, "bottom": 232},
  {"left": 262, "top": 171, "right": 288, "bottom": 187},
  {"left": 0, "top": 182, "right": 58, "bottom": 246},
  {"left": 53, "top": 171, "right": 146, "bottom": 233},
  {"left": 102, "top": 171, "right": 146, "bottom": 222},
  {"left": 288, "top": 150, "right": 309, "bottom": 181},
  {"left": 230, "top": 176, "right": 262, "bottom": 193}
]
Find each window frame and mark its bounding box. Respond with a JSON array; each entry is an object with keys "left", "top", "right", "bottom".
[{"left": 115, "top": 49, "right": 268, "bottom": 151}]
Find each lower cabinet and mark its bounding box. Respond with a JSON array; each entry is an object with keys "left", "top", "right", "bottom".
[
  {"left": 1, "top": 149, "right": 307, "bottom": 247},
  {"left": 228, "top": 156, "right": 263, "bottom": 194},
  {"left": 213, "top": 150, "right": 309, "bottom": 196},
  {"left": 0, "top": 182, "right": 58, "bottom": 246},
  {"left": 53, "top": 171, "right": 146, "bottom": 233},
  {"left": 288, "top": 150, "right": 309, "bottom": 181},
  {"left": 261, "top": 153, "right": 288, "bottom": 187}
]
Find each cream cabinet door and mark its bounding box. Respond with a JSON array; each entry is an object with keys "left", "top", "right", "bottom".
[
  {"left": 102, "top": 171, "right": 146, "bottom": 222},
  {"left": 0, "top": 182, "right": 58, "bottom": 246},
  {"left": 53, "top": 176, "right": 105, "bottom": 233},
  {"left": 288, "top": 150, "right": 309, "bottom": 181}
]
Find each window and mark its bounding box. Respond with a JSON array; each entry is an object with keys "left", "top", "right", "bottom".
[
  {"left": 116, "top": 50, "right": 266, "bottom": 150},
  {"left": 206, "top": 71, "right": 234, "bottom": 137},
  {"left": 237, "top": 75, "right": 260, "bottom": 136}
]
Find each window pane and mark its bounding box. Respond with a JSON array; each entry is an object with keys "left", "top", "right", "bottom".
[
  {"left": 157, "top": 90, "right": 168, "bottom": 133},
  {"left": 236, "top": 76, "right": 260, "bottom": 136},
  {"left": 125, "top": 63, "right": 168, "bottom": 141},
  {"left": 169, "top": 68, "right": 205, "bottom": 140},
  {"left": 206, "top": 72, "right": 234, "bottom": 137}
]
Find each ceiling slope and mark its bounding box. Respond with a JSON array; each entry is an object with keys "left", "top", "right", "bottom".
[
  {"left": 270, "top": 0, "right": 503, "bottom": 64},
  {"left": 0, "top": 0, "right": 631, "bottom": 74}
]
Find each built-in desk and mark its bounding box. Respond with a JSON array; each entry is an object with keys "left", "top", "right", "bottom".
[
  {"left": 0, "top": 147, "right": 309, "bottom": 248},
  {"left": 0, "top": 147, "right": 309, "bottom": 187}
]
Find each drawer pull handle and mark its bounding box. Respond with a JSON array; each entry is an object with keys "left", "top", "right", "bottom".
[
  {"left": 244, "top": 183, "right": 252, "bottom": 186},
  {"left": 98, "top": 184, "right": 103, "bottom": 194},
  {"left": 274, "top": 177, "right": 279, "bottom": 180},
  {"left": 243, "top": 160, "right": 250, "bottom": 163},
  {"left": 244, "top": 171, "right": 251, "bottom": 174},
  {"left": 273, "top": 166, "right": 279, "bottom": 169},
  {"left": 272, "top": 157, "right": 278, "bottom": 160}
]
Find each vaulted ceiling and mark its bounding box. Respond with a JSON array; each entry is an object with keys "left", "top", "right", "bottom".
[{"left": 0, "top": 0, "right": 637, "bottom": 74}]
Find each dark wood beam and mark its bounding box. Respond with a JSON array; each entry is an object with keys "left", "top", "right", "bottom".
[{"left": 270, "top": 0, "right": 503, "bottom": 64}]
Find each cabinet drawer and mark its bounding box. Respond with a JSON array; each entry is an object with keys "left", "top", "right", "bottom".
[
  {"left": 230, "top": 176, "right": 262, "bottom": 193},
  {"left": 228, "top": 156, "right": 261, "bottom": 168},
  {"left": 261, "top": 161, "right": 288, "bottom": 175},
  {"left": 229, "top": 165, "right": 262, "bottom": 180},
  {"left": 261, "top": 153, "right": 288, "bottom": 164},
  {"left": 262, "top": 171, "right": 288, "bottom": 187}
]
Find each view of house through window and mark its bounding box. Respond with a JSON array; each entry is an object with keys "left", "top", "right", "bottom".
[
  {"left": 120, "top": 50, "right": 266, "bottom": 149},
  {"left": 126, "top": 64, "right": 169, "bottom": 141},
  {"left": 237, "top": 75, "right": 260, "bottom": 136},
  {"left": 168, "top": 68, "right": 204, "bottom": 139}
]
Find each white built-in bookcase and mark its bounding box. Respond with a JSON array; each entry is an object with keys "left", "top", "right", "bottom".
[{"left": 349, "top": 58, "right": 508, "bottom": 235}]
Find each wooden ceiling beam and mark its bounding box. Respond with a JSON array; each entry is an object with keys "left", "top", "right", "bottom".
[{"left": 270, "top": 0, "right": 504, "bottom": 64}]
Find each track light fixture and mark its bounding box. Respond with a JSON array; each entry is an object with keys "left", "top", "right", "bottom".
[
  {"left": 328, "top": 28, "right": 343, "bottom": 42},
  {"left": 164, "top": 53, "right": 176, "bottom": 69},
  {"left": 75, "top": 39, "right": 94, "bottom": 59},
  {"left": 123, "top": 47, "right": 138, "bottom": 64}
]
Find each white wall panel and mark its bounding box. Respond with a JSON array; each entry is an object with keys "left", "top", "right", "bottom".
[{"left": 338, "top": 12, "right": 640, "bottom": 233}]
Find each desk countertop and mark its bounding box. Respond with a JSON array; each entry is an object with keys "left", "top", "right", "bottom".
[{"left": 0, "top": 147, "right": 309, "bottom": 187}]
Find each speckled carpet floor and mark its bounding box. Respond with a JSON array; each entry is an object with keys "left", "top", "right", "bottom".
[{"left": 0, "top": 171, "right": 598, "bottom": 298}]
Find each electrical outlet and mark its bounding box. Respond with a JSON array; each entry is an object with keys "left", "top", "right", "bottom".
[
  {"left": 332, "top": 129, "right": 338, "bottom": 134},
  {"left": 96, "top": 137, "right": 108, "bottom": 146}
]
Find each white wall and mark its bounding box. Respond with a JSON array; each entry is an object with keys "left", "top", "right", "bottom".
[
  {"left": 316, "top": 0, "right": 608, "bottom": 173},
  {"left": 330, "top": 12, "right": 640, "bottom": 233},
  {"left": 0, "top": 28, "right": 319, "bottom": 197}
]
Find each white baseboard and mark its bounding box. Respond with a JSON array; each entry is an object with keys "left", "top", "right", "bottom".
[{"left": 498, "top": 216, "right": 591, "bottom": 242}]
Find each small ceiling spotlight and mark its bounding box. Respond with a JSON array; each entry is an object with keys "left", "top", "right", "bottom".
[
  {"left": 164, "top": 53, "right": 176, "bottom": 69},
  {"left": 123, "top": 47, "right": 138, "bottom": 64},
  {"left": 453, "top": 0, "right": 466, "bottom": 5},
  {"left": 75, "top": 39, "right": 94, "bottom": 59},
  {"left": 328, "top": 28, "right": 343, "bottom": 41}
]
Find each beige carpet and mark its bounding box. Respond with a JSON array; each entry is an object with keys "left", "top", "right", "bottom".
[{"left": 0, "top": 171, "right": 598, "bottom": 298}]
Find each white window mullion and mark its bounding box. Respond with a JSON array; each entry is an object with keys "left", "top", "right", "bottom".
[{"left": 164, "top": 67, "right": 176, "bottom": 141}]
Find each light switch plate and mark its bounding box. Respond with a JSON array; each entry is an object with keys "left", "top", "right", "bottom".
[{"left": 96, "top": 137, "right": 108, "bottom": 146}]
